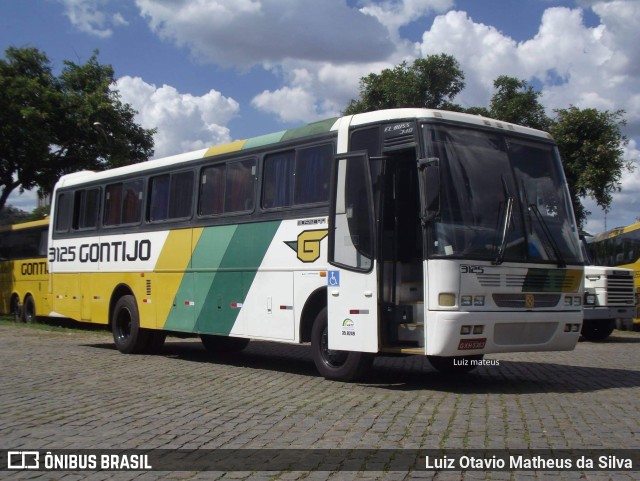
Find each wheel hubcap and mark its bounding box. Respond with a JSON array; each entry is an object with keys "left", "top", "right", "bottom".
[
  {"left": 115, "top": 309, "right": 132, "bottom": 342},
  {"left": 320, "top": 326, "right": 348, "bottom": 367}
]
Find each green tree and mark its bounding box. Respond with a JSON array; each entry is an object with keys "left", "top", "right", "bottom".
[
  {"left": 344, "top": 55, "right": 465, "bottom": 114},
  {"left": 0, "top": 47, "right": 55, "bottom": 211},
  {"left": 550, "top": 107, "right": 630, "bottom": 228},
  {"left": 489, "top": 75, "right": 551, "bottom": 131},
  {"left": 0, "top": 47, "right": 155, "bottom": 210}
]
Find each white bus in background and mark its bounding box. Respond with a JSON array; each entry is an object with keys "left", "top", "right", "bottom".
[{"left": 47, "top": 108, "right": 584, "bottom": 381}]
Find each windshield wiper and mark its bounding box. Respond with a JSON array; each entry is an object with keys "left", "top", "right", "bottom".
[
  {"left": 528, "top": 203, "right": 567, "bottom": 268},
  {"left": 493, "top": 196, "right": 514, "bottom": 265}
]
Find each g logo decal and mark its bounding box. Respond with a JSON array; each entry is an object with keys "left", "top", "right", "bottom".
[{"left": 286, "top": 229, "right": 329, "bottom": 263}]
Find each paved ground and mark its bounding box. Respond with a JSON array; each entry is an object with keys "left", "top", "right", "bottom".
[{"left": 0, "top": 322, "right": 639, "bottom": 480}]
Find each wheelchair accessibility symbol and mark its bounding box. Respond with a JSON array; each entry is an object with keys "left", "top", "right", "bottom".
[{"left": 328, "top": 271, "right": 340, "bottom": 287}]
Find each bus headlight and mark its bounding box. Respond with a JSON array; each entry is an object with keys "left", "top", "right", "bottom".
[
  {"left": 584, "top": 293, "right": 596, "bottom": 305},
  {"left": 439, "top": 293, "right": 456, "bottom": 307}
]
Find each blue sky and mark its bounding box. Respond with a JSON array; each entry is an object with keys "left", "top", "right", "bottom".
[{"left": 1, "top": 0, "right": 639, "bottom": 235}]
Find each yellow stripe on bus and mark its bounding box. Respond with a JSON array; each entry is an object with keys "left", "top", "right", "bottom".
[
  {"left": 203, "top": 140, "right": 247, "bottom": 158},
  {"left": 153, "top": 228, "right": 204, "bottom": 329}
]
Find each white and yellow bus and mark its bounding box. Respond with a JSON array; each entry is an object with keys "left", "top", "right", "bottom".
[
  {"left": 0, "top": 218, "right": 50, "bottom": 322},
  {"left": 47, "top": 108, "right": 584, "bottom": 381},
  {"left": 588, "top": 221, "right": 640, "bottom": 328}
]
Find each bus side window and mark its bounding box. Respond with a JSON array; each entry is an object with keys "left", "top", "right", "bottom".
[
  {"left": 169, "top": 171, "right": 194, "bottom": 219},
  {"left": 104, "top": 180, "right": 143, "bottom": 226},
  {"left": 149, "top": 171, "right": 194, "bottom": 222},
  {"left": 73, "top": 188, "right": 100, "bottom": 230},
  {"left": 294, "top": 144, "right": 332, "bottom": 205},
  {"left": 55, "top": 192, "right": 73, "bottom": 233},
  {"left": 149, "top": 174, "right": 170, "bottom": 221},
  {"left": 226, "top": 159, "right": 255, "bottom": 213},
  {"left": 122, "top": 180, "right": 143, "bottom": 224},
  {"left": 104, "top": 184, "right": 123, "bottom": 226},
  {"left": 199, "top": 164, "right": 225, "bottom": 216},
  {"left": 263, "top": 150, "right": 294, "bottom": 209}
]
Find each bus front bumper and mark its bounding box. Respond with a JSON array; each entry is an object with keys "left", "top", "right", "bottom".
[{"left": 425, "top": 310, "right": 583, "bottom": 357}]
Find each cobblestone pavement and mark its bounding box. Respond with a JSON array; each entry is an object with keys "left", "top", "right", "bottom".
[{"left": 1, "top": 323, "right": 639, "bottom": 481}]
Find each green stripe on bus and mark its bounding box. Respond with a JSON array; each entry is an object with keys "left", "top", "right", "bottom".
[
  {"left": 280, "top": 118, "right": 338, "bottom": 142},
  {"left": 162, "top": 221, "right": 281, "bottom": 334},
  {"left": 522, "top": 268, "right": 581, "bottom": 293},
  {"left": 242, "top": 131, "right": 286, "bottom": 150}
]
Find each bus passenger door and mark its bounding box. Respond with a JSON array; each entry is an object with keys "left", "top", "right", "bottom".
[{"left": 327, "top": 152, "right": 379, "bottom": 353}]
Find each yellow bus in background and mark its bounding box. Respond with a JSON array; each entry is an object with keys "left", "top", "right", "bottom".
[
  {"left": 0, "top": 218, "right": 50, "bottom": 322},
  {"left": 588, "top": 221, "right": 640, "bottom": 328}
]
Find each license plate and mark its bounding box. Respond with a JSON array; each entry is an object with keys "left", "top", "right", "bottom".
[{"left": 458, "top": 338, "right": 486, "bottom": 350}]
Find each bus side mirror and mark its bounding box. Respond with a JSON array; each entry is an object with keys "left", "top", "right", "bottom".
[{"left": 419, "top": 158, "right": 440, "bottom": 221}]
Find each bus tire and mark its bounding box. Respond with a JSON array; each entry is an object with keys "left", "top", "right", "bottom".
[
  {"left": 22, "top": 295, "right": 36, "bottom": 323},
  {"left": 427, "top": 355, "right": 483, "bottom": 373},
  {"left": 111, "top": 295, "right": 149, "bottom": 354},
  {"left": 311, "top": 307, "right": 373, "bottom": 382},
  {"left": 581, "top": 319, "right": 615, "bottom": 342},
  {"left": 200, "top": 334, "right": 250, "bottom": 353}
]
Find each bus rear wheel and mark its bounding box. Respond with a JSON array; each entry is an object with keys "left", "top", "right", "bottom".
[
  {"left": 112, "top": 295, "right": 149, "bottom": 354},
  {"left": 311, "top": 307, "right": 373, "bottom": 382},
  {"left": 22, "top": 295, "right": 36, "bottom": 323}
]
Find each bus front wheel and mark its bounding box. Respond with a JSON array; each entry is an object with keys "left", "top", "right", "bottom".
[
  {"left": 112, "top": 295, "right": 149, "bottom": 354},
  {"left": 311, "top": 307, "right": 373, "bottom": 382},
  {"left": 581, "top": 319, "right": 615, "bottom": 342}
]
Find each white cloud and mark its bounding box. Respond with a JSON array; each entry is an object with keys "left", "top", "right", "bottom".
[
  {"left": 116, "top": 76, "right": 240, "bottom": 158},
  {"left": 135, "top": 0, "right": 395, "bottom": 67},
  {"left": 359, "top": 0, "right": 453, "bottom": 37},
  {"left": 252, "top": 86, "right": 320, "bottom": 123},
  {"left": 420, "top": 10, "right": 520, "bottom": 107},
  {"left": 58, "top": 0, "right": 128, "bottom": 38}
]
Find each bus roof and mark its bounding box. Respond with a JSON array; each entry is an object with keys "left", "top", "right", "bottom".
[
  {"left": 54, "top": 108, "right": 553, "bottom": 189},
  {"left": 591, "top": 221, "right": 640, "bottom": 243}
]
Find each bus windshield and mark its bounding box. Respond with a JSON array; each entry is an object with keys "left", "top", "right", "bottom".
[{"left": 423, "top": 123, "right": 582, "bottom": 265}]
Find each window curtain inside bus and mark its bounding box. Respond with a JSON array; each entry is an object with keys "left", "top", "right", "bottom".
[
  {"left": 104, "top": 184, "right": 123, "bottom": 226},
  {"left": 149, "top": 175, "right": 170, "bottom": 221},
  {"left": 168, "top": 171, "right": 194, "bottom": 219},
  {"left": 263, "top": 151, "right": 294, "bottom": 208},
  {"left": 199, "top": 164, "right": 225, "bottom": 216},
  {"left": 226, "top": 159, "right": 255, "bottom": 213},
  {"left": 122, "top": 180, "right": 143, "bottom": 224},
  {"left": 78, "top": 189, "right": 99, "bottom": 229},
  {"left": 294, "top": 144, "right": 332, "bottom": 205}
]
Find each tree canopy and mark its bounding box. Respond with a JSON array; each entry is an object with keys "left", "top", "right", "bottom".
[
  {"left": 344, "top": 54, "right": 465, "bottom": 114},
  {"left": 344, "top": 56, "right": 630, "bottom": 228},
  {"left": 0, "top": 47, "right": 155, "bottom": 212},
  {"left": 550, "top": 107, "right": 629, "bottom": 225}
]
